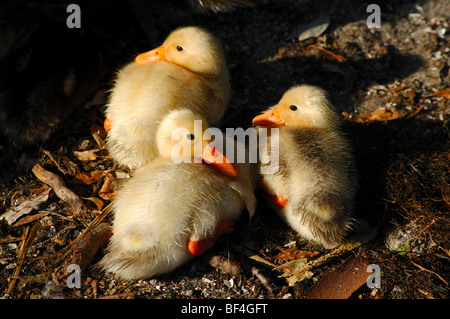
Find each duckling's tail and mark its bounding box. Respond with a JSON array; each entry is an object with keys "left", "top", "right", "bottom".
[{"left": 97, "top": 238, "right": 191, "bottom": 280}]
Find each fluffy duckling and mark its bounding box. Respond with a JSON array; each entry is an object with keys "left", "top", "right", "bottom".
[
  {"left": 99, "top": 109, "right": 257, "bottom": 280},
  {"left": 252, "top": 85, "right": 357, "bottom": 249},
  {"left": 105, "top": 26, "right": 230, "bottom": 170}
]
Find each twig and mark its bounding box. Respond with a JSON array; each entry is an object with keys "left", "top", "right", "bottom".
[
  {"left": 410, "top": 260, "right": 448, "bottom": 286},
  {"left": 251, "top": 267, "right": 273, "bottom": 295},
  {"left": 307, "top": 44, "right": 347, "bottom": 62},
  {"left": 54, "top": 203, "right": 113, "bottom": 263},
  {"left": 286, "top": 241, "right": 361, "bottom": 286},
  {"left": 407, "top": 105, "right": 425, "bottom": 119},
  {"left": 43, "top": 150, "right": 69, "bottom": 175},
  {"left": 32, "top": 163, "right": 87, "bottom": 216},
  {"left": 99, "top": 292, "right": 135, "bottom": 299},
  {"left": 6, "top": 223, "right": 40, "bottom": 296}
]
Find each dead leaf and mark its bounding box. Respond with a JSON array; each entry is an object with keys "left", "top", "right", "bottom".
[
  {"left": 274, "top": 246, "right": 320, "bottom": 261},
  {"left": 307, "top": 256, "right": 370, "bottom": 299},
  {"left": 285, "top": 241, "right": 362, "bottom": 286},
  {"left": 29, "top": 185, "right": 51, "bottom": 195},
  {"left": 98, "top": 171, "right": 125, "bottom": 200},
  {"left": 425, "top": 89, "right": 450, "bottom": 99},
  {"left": 75, "top": 170, "right": 110, "bottom": 185},
  {"left": 82, "top": 197, "right": 104, "bottom": 210},
  {"left": 13, "top": 212, "right": 50, "bottom": 227},
  {"left": 342, "top": 107, "right": 402, "bottom": 123},
  {"left": 1, "top": 187, "right": 51, "bottom": 225},
  {"left": 249, "top": 255, "right": 277, "bottom": 268},
  {"left": 276, "top": 258, "right": 308, "bottom": 277},
  {"left": 90, "top": 124, "right": 107, "bottom": 148},
  {"left": 288, "top": 15, "right": 330, "bottom": 41}
]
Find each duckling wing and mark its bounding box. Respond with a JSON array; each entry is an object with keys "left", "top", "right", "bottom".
[{"left": 280, "top": 129, "right": 357, "bottom": 248}]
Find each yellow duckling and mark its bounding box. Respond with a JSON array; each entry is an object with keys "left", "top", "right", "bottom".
[
  {"left": 252, "top": 85, "right": 357, "bottom": 249},
  {"left": 99, "top": 109, "right": 257, "bottom": 280},
  {"left": 105, "top": 26, "right": 230, "bottom": 170}
]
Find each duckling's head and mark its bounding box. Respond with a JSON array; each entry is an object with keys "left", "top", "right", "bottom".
[
  {"left": 136, "top": 26, "right": 227, "bottom": 78},
  {"left": 252, "top": 85, "right": 339, "bottom": 129},
  {"left": 156, "top": 109, "right": 240, "bottom": 177}
]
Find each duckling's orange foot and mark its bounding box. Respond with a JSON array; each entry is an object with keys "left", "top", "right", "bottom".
[
  {"left": 273, "top": 194, "right": 288, "bottom": 209},
  {"left": 104, "top": 118, "right": 112, "bottom": 132},
  {"left": 188, "top": 221, "right": 235, "bottom": 256}
]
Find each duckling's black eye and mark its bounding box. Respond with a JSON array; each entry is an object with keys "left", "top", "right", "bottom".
[
  {"left": 187, "top": 133, "right": 195, "bottom": 140},
  {"left": 176, "top": 46, "right": 183, "bottom": 52},
  {"left": 289, "top": 105, "right": 298, "bottom": 111}
]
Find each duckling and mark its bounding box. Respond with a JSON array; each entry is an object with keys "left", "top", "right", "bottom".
[
  {"left": 252, "top": 85, "right": 357, "bottom": 249},
  {"left": 99, "top": 109, "right": 257, "bottom": 280},
  {"left": 105, "top": 26, "right": 230, "bottom": 170}
]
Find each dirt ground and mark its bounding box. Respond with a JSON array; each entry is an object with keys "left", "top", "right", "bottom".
[{"left": 0, "top": 0, "right": 449, "bottom": 300}]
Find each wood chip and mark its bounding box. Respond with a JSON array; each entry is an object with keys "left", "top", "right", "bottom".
[
  {"left": 73, "top": 150, "right": 98, "bottom": 162},
  {"left": 307, "top": 256, "right": 370, "bottom": 299}
]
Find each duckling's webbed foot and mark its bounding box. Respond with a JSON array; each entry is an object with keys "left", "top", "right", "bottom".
[
  {"left": 273, "top": 194, "right": 288, "bottom": 209},
  {"left": 188, "top": 220, "right": 235, "bottom": 256}
]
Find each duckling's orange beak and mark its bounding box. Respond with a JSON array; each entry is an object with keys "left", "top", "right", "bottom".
[
  {"left": 202, "top": 143, "right": 241, "bottom": 177},
  {"left": 252, "top": 106, "right": 286, "bottom": 126},
  {"left": 135, "top": 45, "right": 168, "bottom": 64}
]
